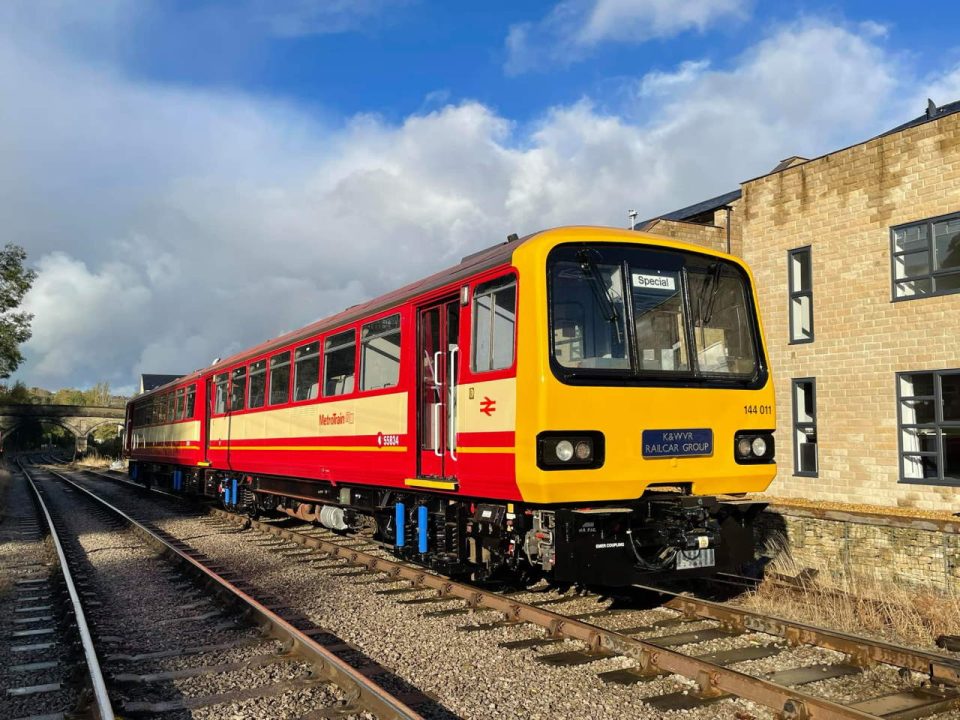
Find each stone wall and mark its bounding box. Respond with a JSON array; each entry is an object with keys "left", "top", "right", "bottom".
[
  {"left": 758, "top": 506, "right": 960, "bottom": 593},
  {"left": 641, "top": 218, "right": 727, "bottom": 253}
]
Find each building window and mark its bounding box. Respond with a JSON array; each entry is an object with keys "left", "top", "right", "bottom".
[
  {"left": 792, "top": 378, "right": 818, "bottom": 476},
  {"left": 361, "top": 314, "right": 401, "bottom": 391},
  {"left": 788, "top": 247, "right": 813, "bottom": 343},
  {"left": 473, "top": 275, "right": 517, "bottom": 372},
  {"left": 898, "top": 370, "right": 960, "bottom": 484},
  {"left": 892, "top": 212, "right": 960, "bottom": 299}
]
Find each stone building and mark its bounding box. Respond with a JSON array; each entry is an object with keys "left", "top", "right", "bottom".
[{"left": 640, "top": 100, "right": 960, "bottom": 511}]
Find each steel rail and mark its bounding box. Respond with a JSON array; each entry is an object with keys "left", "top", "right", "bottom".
[
  {"left": 634, "top": 584, "right": 960, "bottom": 685},
  {"left": 41, "top": 466, "right": 425, "bottom": 720},
  {"left": 76, "top": 465, "right": 960, "bottom": 718},
  {"left": 18, "top": 460, "right": 116, "bottom": 720},
  {"left": 200, "top": 508, "right": 878, "bottom": 720}
]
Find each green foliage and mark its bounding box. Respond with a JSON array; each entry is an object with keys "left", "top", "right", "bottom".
[
  {"left": 0, "top": 244, "right": 36, "bottom": 379},
  {"left": 0, "top": 380, "right": 33, "bottom": 404},
  {"left": 0, "top": 380, "right": 122, "bottom": 406}
]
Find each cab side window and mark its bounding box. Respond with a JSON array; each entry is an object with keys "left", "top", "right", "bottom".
[{"left": 472, "top": 275, "right": 517, "bottom": 372}]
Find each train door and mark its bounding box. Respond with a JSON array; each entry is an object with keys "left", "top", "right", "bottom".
[
  {"left": 202, "top": 376, "right": 213, "bottom": 465},
  {"left": 418, "top": 298, "right": 461, "bottom": 478}
]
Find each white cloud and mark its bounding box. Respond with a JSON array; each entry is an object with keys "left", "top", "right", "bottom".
[
  {"left": 505, "top": 0, "right": 749, "bottom": 75},
  {"left": 638, "top": 60, "right": 710, "bottom": 97},
  {"left": 917, "top": 64, "right": 960, "bottom": 111},
  {"left": 1, "top": 12, "right": 952, "bottom": 392}
]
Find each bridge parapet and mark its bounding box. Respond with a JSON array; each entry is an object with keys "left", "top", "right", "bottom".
[{"left": 0, "top": 404, "right": 126, "bottom": 452}]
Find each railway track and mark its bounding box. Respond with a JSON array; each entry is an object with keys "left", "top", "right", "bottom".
[
  {"left": 69, "top": 463, "right": 960, "bottom": 719},
  {"left": 1, "top": 456, "right": 113, "bottom": 720},
  {"left": 5, "top": 459, "right": 429, "bottom": 719}
]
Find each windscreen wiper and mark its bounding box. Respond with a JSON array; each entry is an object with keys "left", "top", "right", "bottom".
[
  {"left": 576, "top": 249, "right": 623, "bottom": 343},
  {"left": 697, "top": 262, "right": 723, "bottom": 326}
]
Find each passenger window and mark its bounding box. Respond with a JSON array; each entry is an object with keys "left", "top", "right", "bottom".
[
  {"left": 268, "top": 352, "right": 291, "bottom": 405},
  {"left": 472, "top": 276, "right": 517, "bottom": 372},
  {"left": 185, "top": 385, "right": 196, "bottom": 419},
  {"left": 175, "top": 388, "right": 185, "bottom": 420},
  {"left": 230, "top": 367, "right": 246, "bottom": 411},
  {"left": 294, "top": 342, "right": 320, "bottom": 401},
  {"left": 165, "top": 393, "right": 176, "bottom": 422},
  {"left": 214, "top": 373, "right": 228, "bottom": 414},
  {"left": 361, "top": 314, "right": 401, "bottom": 391},
  {"left": 324, "top": 330, "right": 356, "bottom": 396},
  {"left": 248, "top": 359, "right": 267, "bottom": 409}
]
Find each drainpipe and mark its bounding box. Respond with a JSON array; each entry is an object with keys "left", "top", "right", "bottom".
[{"left": 721, "top": 204, "right": 733, "bottom": 254}]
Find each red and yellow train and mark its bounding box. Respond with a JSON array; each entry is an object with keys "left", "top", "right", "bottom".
[{"left": 125, "top": 226, "right": 776, "bottom": 586}]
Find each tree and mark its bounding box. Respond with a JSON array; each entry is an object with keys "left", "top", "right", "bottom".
[
  {"left": 0, "top": 244, "right": 36, "bottom": 378},
  {"left": 0, "top": 380, "right": 34, "bottom": 404}
]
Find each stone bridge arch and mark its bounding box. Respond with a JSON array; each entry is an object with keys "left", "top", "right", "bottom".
[{"left": 0, "top": 404, "right": 125, "bottom": 453}]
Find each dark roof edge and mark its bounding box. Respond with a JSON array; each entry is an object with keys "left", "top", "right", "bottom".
[{"left": 636, "top": 189, "right": 741, "bottom": 229}]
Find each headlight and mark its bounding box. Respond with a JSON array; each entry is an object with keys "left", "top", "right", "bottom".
[
  {"left": 734, "top": 431, "right": 775, "bottom": 464},
  {"left": 537, "top": 432, "right": 605, "bottom": 470},
  {"left": 575, "top": 441, "right": 592, "bottom": 461}
]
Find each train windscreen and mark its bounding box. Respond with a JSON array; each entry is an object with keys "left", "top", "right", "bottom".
[{"left": 548, "top": 244, "right": 762, "bottom": 386}]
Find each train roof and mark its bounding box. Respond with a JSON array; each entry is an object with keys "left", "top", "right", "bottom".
[
  {"left": 132, "top": 225, "right": 729, "bottom": 400},
  {"left": 133, "top": 229, "right": 534, "bottom": 399}
]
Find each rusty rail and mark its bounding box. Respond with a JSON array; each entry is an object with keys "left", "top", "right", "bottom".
[
  {"left": 19, "top": 460, "right": 116, "bottom": 720},
  {"left": 75, "top": 465, "right": 960, "bottom": 719},
  {"left": 640, "top": 586, "right": 960, "bottom": 686},
  {"left": 205, "top": 507, "right": 881, "bottom": 719},
  {"left": 43, "top": 466, "right": 425, "bottom": 720}
]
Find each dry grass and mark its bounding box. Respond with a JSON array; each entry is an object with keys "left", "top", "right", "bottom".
[
  {"left": 75, "top": 452, "right": 116, "bottom": 469},
  {"left": 740, "top": 534, "right": 960, "bottom": 650}
]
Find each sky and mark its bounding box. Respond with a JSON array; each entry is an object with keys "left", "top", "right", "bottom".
[{"left": 4, "top": 0, "right": 960, "bottom": 395}]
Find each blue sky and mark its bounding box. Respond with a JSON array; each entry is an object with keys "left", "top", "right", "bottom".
[
  {"left": 3, "top": 0, "right": 960, "bottom": 392},
  {"left": 82, "top": 1, "right": 960, "bottom": 124}
]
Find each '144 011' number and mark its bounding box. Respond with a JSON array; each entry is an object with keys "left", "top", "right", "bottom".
[{"left": 744, "top": 404, "right": 772, "bottom": 415}]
